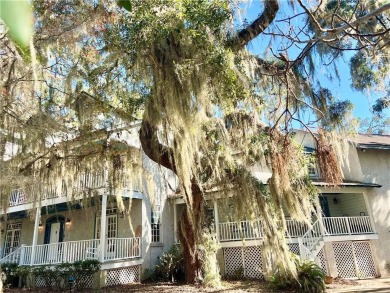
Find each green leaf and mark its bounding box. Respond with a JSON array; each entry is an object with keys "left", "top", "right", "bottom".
[
  {"left": 117, "top": 0, "right": 132, "bottom": 12},
  {"left": 0, "top": 0, "right": 33, "bottom": 50}
]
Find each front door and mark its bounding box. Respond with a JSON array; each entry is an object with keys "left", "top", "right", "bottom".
[{"left": 48, "top": 222, "right": 61, "bottom": 262}]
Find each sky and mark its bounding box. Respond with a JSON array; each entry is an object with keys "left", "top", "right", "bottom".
[{"left": 241, "top": 1, "right": 387, "bottom": 123}]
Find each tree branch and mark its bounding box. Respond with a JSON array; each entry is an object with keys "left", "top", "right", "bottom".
[{"left": 233, "top": 0, "right": 279, "bottom": 48}]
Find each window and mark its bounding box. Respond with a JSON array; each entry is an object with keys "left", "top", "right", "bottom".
[
  {"left": 308, "top": 161, "right": 319, "bottom": 177},
  {"left": 151, "top": 206, "right": 161, "bottom": 243},
  {"left": 4, "top": 223, "right": 21, "bottom": 256},
  {"left": 304, "top": 151, "right": 319, "bottom": 178}
]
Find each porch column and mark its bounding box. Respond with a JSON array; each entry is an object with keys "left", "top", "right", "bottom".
[
  {"left": 30, "top": 207, "right": 40, "bottom": 265},
  {"left": 99, "top": 143, "right": 109, "bottom": 263},
  {"left": 173, "top": 203, "right": 177, "bottom": 243},
  {"left": 213, "top": 201, "right": 220, "bottom": 241},
  {"left": 363, "top": 191, "right": 377, "bottom": 233},
  {"left": 99, "top": 194, "right": 107, "bottom": 262},
  {"left": 315, "top": 196, "right": 325, "bottom": 236}
]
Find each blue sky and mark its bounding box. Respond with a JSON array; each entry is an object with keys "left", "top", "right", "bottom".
[{"left": 241, "top": 1, "right": 381, "bottom": 122}]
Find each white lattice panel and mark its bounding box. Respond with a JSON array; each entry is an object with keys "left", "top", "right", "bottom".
[
  {"left": 34, "top": 275, "right": 93, "bottom": 288},
  {"left": 352, "top": 241, "right": 376, "bottom": 279},
  {"left": 287, "top": 243, "right": 300, "bottom": 256},
  {"left": 35, "top": 276, "right": 45, "bottom": 287},
  {"left": 333, "top": 242, "right": 357, "bottom": 279},
  {"left": 78, "top": 275, "right": 94, "bottom": 288},
  {"left": 317, "top": 248, "right": 328, "bottom": 274},
  {"left": 224, "top": 246, "right": 263, "bottom": 279},
  {"left": 244, "top": 246, "right": 263, "bottom": 279},
  {"left": 106, "top": 265, "right": 140, "bottom": 286},
  {"left": 224, "top": 247, "right": 243, "bottom": 277}
]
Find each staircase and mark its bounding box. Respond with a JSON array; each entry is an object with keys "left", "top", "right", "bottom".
[
  {"left": 0, "top": 246, "right": 24, "bottom": 264},
  {"left": 298, "top": 219, "right": 324, "bottom": 263}
]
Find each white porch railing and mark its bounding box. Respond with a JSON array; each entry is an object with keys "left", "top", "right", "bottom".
[
  {"left": 218, "top": 220, "right": 263, "bottom": 241},
  {"left": 104, "top": 237, "right": 141, "bottom": 261},
  {"left": 218, "top": 219, "right": 309, "bottom": 241},
  {"left": 1, "top": 238, "right": 141, "bottom": 266},
  {"left": 322, "top": 216, "right": 374, "bottom": 235},
  {"left": 217, "top": 216, "right": 374, "bottom": 242}
]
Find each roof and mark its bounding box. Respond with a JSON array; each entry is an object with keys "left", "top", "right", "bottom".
[{"left": 354, "top": 134, "right": 390, "bottom": 150}]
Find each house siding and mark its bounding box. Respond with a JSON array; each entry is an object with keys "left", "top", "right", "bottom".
[{"left": 359, "top": 148, "right": 390, "bottom": 277}]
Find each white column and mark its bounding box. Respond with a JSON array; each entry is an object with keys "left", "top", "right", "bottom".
[
  {"left": 99, "top": 147, "right": 109, "bottom": 263},
  {"left": 173, "top": 203, "right": 177, "bottom": 244},
  {"left": 99, "top": 194, "right": 107, "bottom": 262},
  {"left": 213, "top": 201, "right": 220, "bottom": 241},
  {"left": 315, "top": 196, "right": 325, "bottom": 236},
  {"left": 30, "top": 207, "right": 40, "bottom": 265},
  {"left": 363, "top": 191, "right": 376, "bottom": 233}
]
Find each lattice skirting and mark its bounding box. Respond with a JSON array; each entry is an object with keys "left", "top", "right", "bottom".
[
  {"left": 333, "top": 241, "right": 376, "bottom": 279},
  {"left": 35, "top": 275, "right": 93, "bottom": 288},
  {"left": 317, "top": 247, "right": 328, "bottom": 274},
  {"left": 106, "top": 265, "right": 140, "bottom": 286},
  {"left": 287, "top": 243, "right": 300, "bottom": 256},
  {"left": 224, "top": 246, "right": 263, "bottom": 279}
]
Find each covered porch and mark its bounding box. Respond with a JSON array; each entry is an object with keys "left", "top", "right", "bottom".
[
  {"left": 172, "top": 192, "right": 376, "bottom": 243},
  {"left": 0, "top": 195, "right": 144, "bottom": 266}
]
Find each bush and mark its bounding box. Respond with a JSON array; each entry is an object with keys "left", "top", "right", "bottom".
[
  {"left": 154, "top": 244, "right": 185, "bottom": 282},
  {"left": 33, "top": 259, "right": 100, "bottom": 291},
  {"left": 0, "top": 262, "right": 19, "bottom": 287},
  {"left": 270, "top": 257, "right": 325, "bottom": 293},
  {"left": 16, "top": 266, "right": 32, "bottom": 288}
]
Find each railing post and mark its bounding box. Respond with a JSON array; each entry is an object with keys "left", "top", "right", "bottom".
[
  {"left": 213, "top": 201, "right": 220, "bottom": 241},
  {"left": 345, "top": 217, "right": 351, "bottom": 235},
  {"left": 298, "top": 237, "right": 305, "bottom": 259},
  {"left": 19, "top": 245, "right": 26, "bottom": 265}
]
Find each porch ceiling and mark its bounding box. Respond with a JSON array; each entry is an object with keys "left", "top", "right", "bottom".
[{"left": 312, "top": 180, "right": 381, "bottom": 188}]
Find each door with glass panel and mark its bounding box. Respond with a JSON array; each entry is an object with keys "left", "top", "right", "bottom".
[
  {"left": 3, "top": 223, "right": 21, "bottom": 256},
  {"left": 95, "top": 214, "right": 117, "bottom": 259}
]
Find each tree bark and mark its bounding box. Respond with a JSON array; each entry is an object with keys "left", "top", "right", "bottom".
[
  {"left": 139, "top": 118, "right": 204, "bottom": 283},
  {"left": 179, "top": 184, "right": 204, "bottom": 284}
]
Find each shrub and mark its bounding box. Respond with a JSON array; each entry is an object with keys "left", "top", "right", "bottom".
[
  {"left": 32, "top": 259, "right": 100, "bottom": 291},
  {"left": 72, "top": 259, "right": 100, "bottom": 290},
  {"left": 154, "top": 244, "right": 184, "bottom": 282},
  {"left": 0, "top": 262, "right": 19, "bottom": 287},
  {"left": 270, "top": 257, "right": 325, "bottom": 293},
  {"left": 16, "top": 266, "right": 32, "bottom": 288}
]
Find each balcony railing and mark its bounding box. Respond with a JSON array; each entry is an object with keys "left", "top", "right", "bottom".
[
  {"left": 8, "top": 172, "right": 143, "bottom": 207},
  {"left": 0, "top": 237, "right": 141, "bottom": 266},
  {"left": 218, "top": 216, "right": 374, "bottom": 242},
  {"left": 323, "top": 216, "right": 374, "bottom": 235}
]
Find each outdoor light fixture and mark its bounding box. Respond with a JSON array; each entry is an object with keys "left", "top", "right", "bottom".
[
  {"left": 38, "top": 222, "right": 43, "bottom": 229},
  {"left": 66, "top": 218, "right": 71, "bottom": 225},
  {"left": 333, "top": 197, "right": 339, "bottom": 205}
]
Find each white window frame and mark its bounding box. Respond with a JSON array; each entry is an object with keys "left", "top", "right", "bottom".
[
  {"left": 151, "top": 205, "right": 162, "bottom": 243},
  {"left": 4, "top": 223, "right": 22, "bottom": 256}
]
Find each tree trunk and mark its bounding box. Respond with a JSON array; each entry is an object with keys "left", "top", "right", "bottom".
[
  {"left": 178, "top": 186, "right": 204, "bottom": 283},
  {"left": 139, "top": 119, "right": 205, "bottom": 283}
]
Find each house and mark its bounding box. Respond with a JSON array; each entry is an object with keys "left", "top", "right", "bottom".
[
  {"left": 171, "top": 132, "right": 390, "bottom": 280},
  {"left": 1, "top": 130, "right": 389, "bottom": 287}
]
